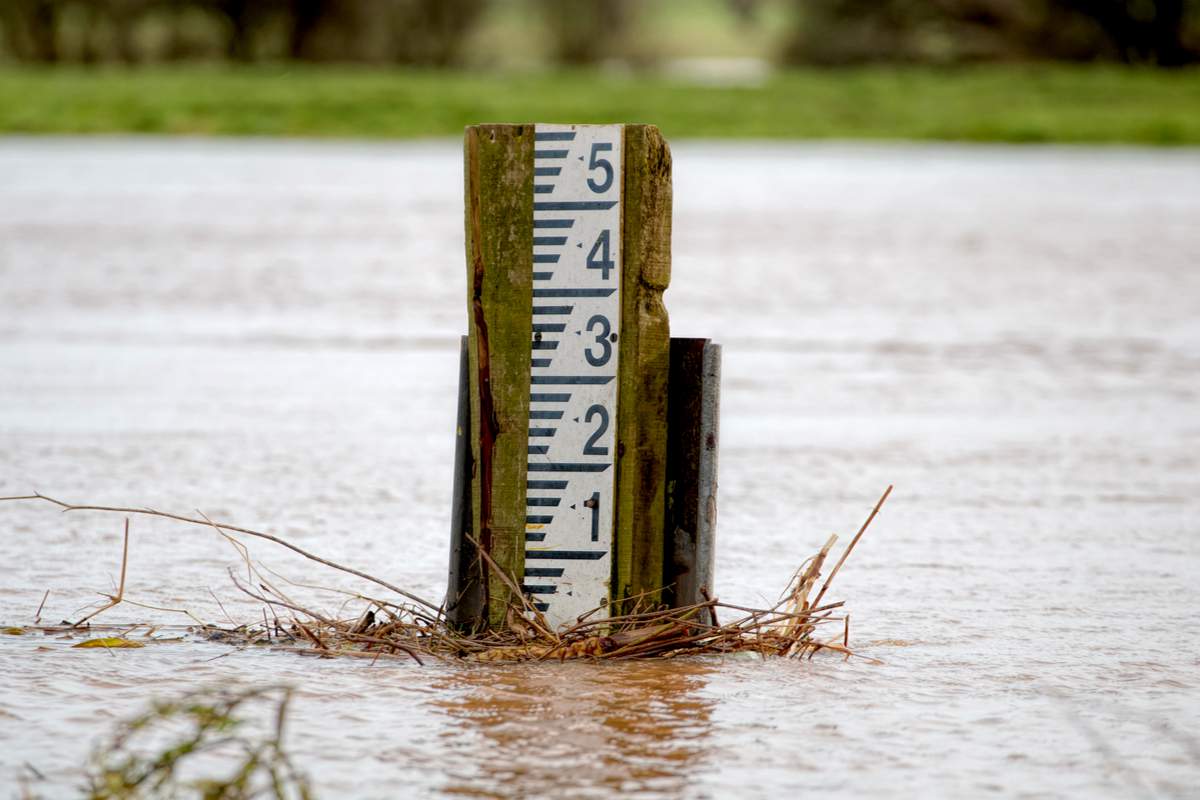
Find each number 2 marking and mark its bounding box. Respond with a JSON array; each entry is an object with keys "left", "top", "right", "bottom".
[{"left": 583, "top": 404, "right": 609, "bottom": 455}]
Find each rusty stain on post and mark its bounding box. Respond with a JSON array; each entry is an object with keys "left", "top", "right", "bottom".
[{"left": 464, "top": 124, "right": 534, "bottom": 628}]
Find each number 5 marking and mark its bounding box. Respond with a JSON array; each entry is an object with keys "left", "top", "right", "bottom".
[{"left": 587, "top": 143, "right": 613, "bottom": 194}]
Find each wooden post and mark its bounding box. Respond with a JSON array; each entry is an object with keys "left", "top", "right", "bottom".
[
  {"left": 613, "top": 125, "right": 672, "bottom": 613},
  {"left": 457, "top": 123, "right": 674, "bottom": 630},
  {"left": 464, "top": 124, "right": 534, "bottom": 629}
]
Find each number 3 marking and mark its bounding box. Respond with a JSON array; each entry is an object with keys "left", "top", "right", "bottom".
[{"left": 585, "top": 314, "right": 612, "bottom": 367}]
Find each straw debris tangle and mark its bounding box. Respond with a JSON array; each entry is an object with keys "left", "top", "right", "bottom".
[{"left": 0, "top": 486, "right": 891, "bottom": 665}]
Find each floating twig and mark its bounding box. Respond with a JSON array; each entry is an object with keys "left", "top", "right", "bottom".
[{"left": 73, "top": 518, "right": 130, "bottom": 627}]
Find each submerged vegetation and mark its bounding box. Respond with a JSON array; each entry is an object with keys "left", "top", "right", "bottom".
[{"left": 86, "top": 685, "right": 311, "bottom": 800}]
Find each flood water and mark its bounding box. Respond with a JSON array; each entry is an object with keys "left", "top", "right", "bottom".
[{"left": 1, "top": 138, "right": 1198, "bottom": 798}]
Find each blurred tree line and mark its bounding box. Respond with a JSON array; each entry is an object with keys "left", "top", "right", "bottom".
[
  {"left": 785, "top": 0, "right": 1200, "bottom": 66},
  {"left": 1, "top": 0, "right": 1196, "bottom": 66},
  {"left": 0, "top": 0, "right": 489, "bottom": 64}
]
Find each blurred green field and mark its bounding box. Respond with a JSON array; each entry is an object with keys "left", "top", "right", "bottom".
[{"left": 1, "top": 64, "right": 1198, "bottom": 144}]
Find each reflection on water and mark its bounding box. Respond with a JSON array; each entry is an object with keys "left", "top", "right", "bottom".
[
  {"left": 1, "top": 139, "right": 1199, "bottom": 797},
  {"left": 432, "top": 662, "right": 716, "bottom": 796}
]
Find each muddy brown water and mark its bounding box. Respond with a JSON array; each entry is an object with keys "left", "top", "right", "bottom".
[{"left": 1, "top": 138, "right": 1198, "bottom": 798}]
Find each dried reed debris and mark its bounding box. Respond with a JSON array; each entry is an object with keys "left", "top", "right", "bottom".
[{"left": 0, "top": 486, "right": 891, "bottom": 664}]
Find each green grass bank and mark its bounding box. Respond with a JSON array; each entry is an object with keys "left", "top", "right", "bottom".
[{"left": 1, "top": 65, "right": 1198, "bottom": 144}]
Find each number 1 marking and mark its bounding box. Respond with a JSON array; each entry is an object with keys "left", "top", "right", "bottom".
[{"left": 586, "top": 492, "right": 600, "bottom": 541}]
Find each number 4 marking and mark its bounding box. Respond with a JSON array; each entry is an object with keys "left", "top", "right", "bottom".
[{"left": 587, "top": 230, "right": 614, "bottom": 280}]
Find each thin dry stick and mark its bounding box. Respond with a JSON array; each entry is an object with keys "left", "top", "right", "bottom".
[
  {"left": 112, "top": 598, "right": 207, "bottom": 626},
  {"left": 34, "top": 590, "right": 49, "bottom": 623},
  {"left": 198, "top": 510, "right": 308, "bottom": 622},
  {"left": 199, "top": 509, "right": 254, "bottom": 584},
  {"left": 272, "top": 645, "right": 416, "bottom": 663},
  {"left": 233, "top": 578, "right": 436, "bottom": 665},
  {"left": 227, "top": 572, "right": 429, "bottom": 661},
  {"left": 717, "top": 598, "right": 843, "bottom": 621},
  {"left": 536, "top": 600, "right": 716, "bottom": 661},
  {"left": 577, "top": 582, "right": 668, "bottom": 626},
  {"left": 604, "top": 609, "right": 703, "bottom": 658},
  {"left": 810, "top": 485, "right": 893, "bottom": 611},
  {"left": 565, "top": 604, "right": 682, "bottom": 633},
  {"left": 208, "top": 588, "right": 238, "bottom": 627},
  {"left": 228, "top": 572, "right": 335, "bottom": 626},
  {"left": 700, "top": 588, "right": 720, "bottom": 628},
  {"left": 257, "top": 563, "right": 441, "bottom": 626},
  {"left": 338, "top": 632, "right": 426, "bottom": 665},
  {"left": 5, "top": 493, "right": 442, "bottom": 615},
  {"left": 74, "top": 518, "right": 130, "bottom": 627},
  {"left": 464, "top": 533, "right": 558, "bottom": 641},
  {"left": 293, "top": 620, "right": 328, "bottom": 651}
]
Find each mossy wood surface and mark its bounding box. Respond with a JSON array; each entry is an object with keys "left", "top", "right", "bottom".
[
  {"left": 613, "top": 124, "right": 672, "bottom": 611},
  {"left": 464, "top": 124, "right": 534, "bottom": 628}
]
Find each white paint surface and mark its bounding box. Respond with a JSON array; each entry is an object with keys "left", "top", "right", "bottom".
[{"left": 525, "top": 124, "right": 623, "bottom": 628}]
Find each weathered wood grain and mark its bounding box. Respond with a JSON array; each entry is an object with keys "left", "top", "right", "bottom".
[
  {"left": 613, "top": 124, "right": 672, "bottom": 611},
  {"left": 464, "top": 124, "right": 534, "bottom": 628}
]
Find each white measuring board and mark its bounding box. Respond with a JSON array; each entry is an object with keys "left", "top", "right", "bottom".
[{"left": 523, "top": 123, "right": 623, "bottom": 629}]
